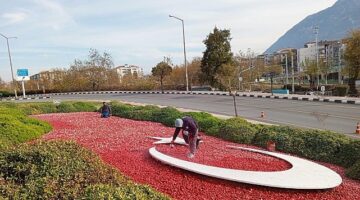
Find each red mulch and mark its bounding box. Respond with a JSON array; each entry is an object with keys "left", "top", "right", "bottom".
[{"left": 35, "top": 112, "right": 360, "bottom": 200}]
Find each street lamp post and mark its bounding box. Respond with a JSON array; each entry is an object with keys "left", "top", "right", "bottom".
[
  {"left": 313, "top": 26, "right": 320, "bottom": 90},
  {"left": 0, "top": 33, "right": 17, "bottom": 98},
  {"left": 169, "top": 15, "right": 189, "bottom": 92}
]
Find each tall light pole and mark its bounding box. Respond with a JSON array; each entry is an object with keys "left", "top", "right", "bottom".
[
  {"left": 169, "top": 15, "right": 189, "bottom": 92},
  {"left": 291, "top": 52, "right": 295, "bottom": 94},
  {"left": 0, "top": 33, "right": 17, "bottom": 98},
  {"left": 313, "top": 26, "right": 319, "bottom": 90}
]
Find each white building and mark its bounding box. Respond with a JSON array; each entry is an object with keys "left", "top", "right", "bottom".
[
  {"left": 297, "top": 40, "right": 343, "bottom": 73},
  {"left": 114, "top": 64, "right": 143, "bottom": 80},
  {"left": 298, "top": 43, "right": 317, "bottom": 72}
]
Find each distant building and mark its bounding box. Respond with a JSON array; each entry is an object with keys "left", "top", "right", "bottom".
[
  {"left": 114, "top": 64, "right": 143, "bottom": 80},
  {"left": 298, "top": 40, "right": 344, "bottom": 73},
  {"left": 30, "top": 70, "right": 64, "bottom": 81},
  {"left": 277, "top": 48, "right": 299, "bottom": 74},
  {"left": 30, "top": 70, "right": 65, "bottom": 91}
]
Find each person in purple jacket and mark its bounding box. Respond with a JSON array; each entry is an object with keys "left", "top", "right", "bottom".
[{"left": 171, "top": 116, "right": 202, "bottom": 158}]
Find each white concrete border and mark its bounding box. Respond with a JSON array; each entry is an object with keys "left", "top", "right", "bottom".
[
  {"left": 149, "top": 144, "right": 342, "bottom": 189},
  {"left": 23, "top": 90, "right": 360, "bottom": 105}
]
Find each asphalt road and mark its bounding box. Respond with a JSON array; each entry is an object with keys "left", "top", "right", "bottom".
[{"left": 41, "top": 93, "right": 360, "bottom": 137}]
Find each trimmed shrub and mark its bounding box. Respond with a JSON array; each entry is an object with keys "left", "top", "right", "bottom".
[
  {"left": 218, "top": 118, "right": 257, "bottom": 144},
  {"left": 331, "top": 85, "right": 349, "bottom": 96},
  {"left": 129, "top": 105, "right": 161, "bottom": 121},
  {"left": 111, "top": 103, "right": 135, "bottom": 118},
  {"left": 345, "top": 160, "right": 360, "bottom": 180},
  {"left": 336, "top": 140, "right": 360, "bottom": 167},
  {"left": 56, "top": 102, "right": 77, "bottom": 113},
  {"left": 183, "top": 112, "right": 222, "bottom": 135},
  {"left": 85, "top": 184, "right": 169, "bottom": 199},
  {"left": 151, "top": 107, "right": 182, "bottom": 127},
  {"left": 72, "top": 102, "right": 98, "bottom": 112},
  {"left": 0, "top": 91, "right": 12, "bottom": 97},
  {"left": 16, "top": 103, "right": 57, "bottom": 115},
  {"left": 253, "top": 126, "right": 351, "bottom": 164},
  {"left": 0, "top": 107, "right": 52, "bottom": 148},
  {"left": 0, "top": 141, "right": 168, "bottom": 199}
]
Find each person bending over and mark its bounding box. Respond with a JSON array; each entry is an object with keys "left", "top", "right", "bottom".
[{"left": 171, "top": 116, "right": 202, "bottom": 158}]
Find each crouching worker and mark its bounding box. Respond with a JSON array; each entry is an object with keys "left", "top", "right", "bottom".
[
  {"left": 100, "top": 102, "right": 111, "bottom": 118},
  {"left": 171, "top": 116, "right": 202, "bottom": 158}
]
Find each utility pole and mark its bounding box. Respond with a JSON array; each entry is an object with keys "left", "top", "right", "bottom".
[
  {"left": 291, "top": 53, "right": 295, "bottom": 94},
  {"left": 0, "top": 33, "right": 18, "bottom": 98},
  {"left": 314, "top": 26, "right": 320, "bottom": 90},
  {"left": 285, "top": 53, "right": 288, "bottom": 88},
  {"left": 338, "top": 43, "right": 342, "bottom": 84}
]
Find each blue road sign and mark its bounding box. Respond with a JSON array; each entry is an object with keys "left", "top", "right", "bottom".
[{"left": 17, "top": 69, "right": 29, "bottom": 77}]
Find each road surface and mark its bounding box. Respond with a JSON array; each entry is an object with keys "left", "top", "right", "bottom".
[{"left": 39, "top": 93, "right": 360, "bottom": 137}]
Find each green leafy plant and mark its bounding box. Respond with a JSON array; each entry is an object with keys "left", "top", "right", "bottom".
[{"left": 0, "top": 141, "right": 169, "bottom": 199}]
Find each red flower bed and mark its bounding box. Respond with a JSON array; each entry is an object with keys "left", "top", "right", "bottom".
[{"left": 35, "top": 113, "right": 360, "bottom": 200}]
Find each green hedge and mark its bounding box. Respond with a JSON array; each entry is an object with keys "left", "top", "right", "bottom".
[
  {"left": 182, "top": 112, "right": 222, "bottom": 135},
  {"left": 0, "top": 141, "right": 169, "bottom": 199},
  {"left": 217, "top": 118, "right": 257, "bottom": 144},
  {"left": 0, "top": 107, "right": 52, "bottom": 148},
  {"left": 13, "top": 102, "right": 98, "bottom": 115},
  {"left": 252, "top": 126, "right": 351, "bottom": 164},
  {"left": 331, "top": 85, "right": 349, "bottom": 96},
  {"left": 111, "top": 103, "right": 183, "bottom": 127},
  {"left": 345, "top": 160, "right": 360, "bottom": 180}
]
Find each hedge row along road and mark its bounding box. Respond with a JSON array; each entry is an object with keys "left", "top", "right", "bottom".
[{"left": 21, "top": 93, "right": 360, "bottom": 136}]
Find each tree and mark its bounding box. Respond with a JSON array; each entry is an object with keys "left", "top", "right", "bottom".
[
  {"left": 319, "top": 58, "right": 332, "bottom": 85},
  {"left": 84, "top": 49, "right": 114, "bottom": 91},
  {"left": 169, "top": 57, "right": 202, "bottom": 90},
  {"left": 0, "top": 77, "right": 6, "bottom": 90},
  {"left": 304, "top": 59, "right": 318, "bottom": 89},
  {"left": 215, "top": 63, "right": 237, "bottom": 91},
  {"left": 65, "top": 49, "right": 116, "bottom": 91},
  {"left": 201, "top": 27, "right": 233, "bottom": 87},
  {"left": 152, "top": 61, "right": 172, "bottom": 93},
  {"left": 344, "top": 30, "right": 360, "bottom": 95}
]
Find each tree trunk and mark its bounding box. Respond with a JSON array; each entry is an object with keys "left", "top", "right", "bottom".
[
  {"left": 160, "top": 77, "right": 164, "bottom": 94},
  {"left": 325, "top": 74, "right": 328, "bottom": 85},
  {"left": 348, "top": 77, "right": 358, "bottom": 96}
]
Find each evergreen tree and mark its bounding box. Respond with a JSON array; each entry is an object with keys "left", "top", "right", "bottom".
[{"left": 201, "top": 27, "right": 233, "bottom": 87}]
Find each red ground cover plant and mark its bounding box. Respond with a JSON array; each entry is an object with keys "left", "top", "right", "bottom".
[{"left": 35, "top": 112, "right": 360, "bottom": 200}]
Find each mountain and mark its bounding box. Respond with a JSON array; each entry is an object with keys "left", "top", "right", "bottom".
[{"left": 265, "top": 0, "right": 360, "bottom": 53}]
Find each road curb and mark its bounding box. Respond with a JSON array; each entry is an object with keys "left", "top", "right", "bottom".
[
  {"left": 1, "top": 96, "right": 51, "bottom": 101},
  {"left": 23, "top": 90, "right": 360, "bottom": 105}
]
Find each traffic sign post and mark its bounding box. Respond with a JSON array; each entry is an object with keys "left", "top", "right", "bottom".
[
  {"left": 16, "top": 69, "right": 29, "bottom": 98},
  {"left": 320, "top": 86, "right": 325, "bottom": 95}
]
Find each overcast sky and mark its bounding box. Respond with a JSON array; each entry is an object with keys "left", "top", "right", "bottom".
[{"left": 0, "top": 0, "right": 337, "bottom": 81}]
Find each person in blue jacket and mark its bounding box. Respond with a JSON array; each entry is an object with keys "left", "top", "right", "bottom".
[{"left": 100, "top": 102, "right": 111, "bottom": 118}]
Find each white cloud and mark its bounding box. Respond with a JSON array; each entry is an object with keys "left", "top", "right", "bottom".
[
  {"left": 2, "top": 12, "right": 28, "bottom": 24},
  {"left": 32, "top": 0, "right": 75, "bottom": 30}
]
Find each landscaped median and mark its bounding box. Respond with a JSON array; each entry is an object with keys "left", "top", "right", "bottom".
[
  {"left": 0, "top": 102, "right": 169, "bottom": 199},
  {"left": 109, "top": 102, "right": 360, "bottom": 181},
  {"left": 1, "top": 101, "right": 360, "bottom": 199}
]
